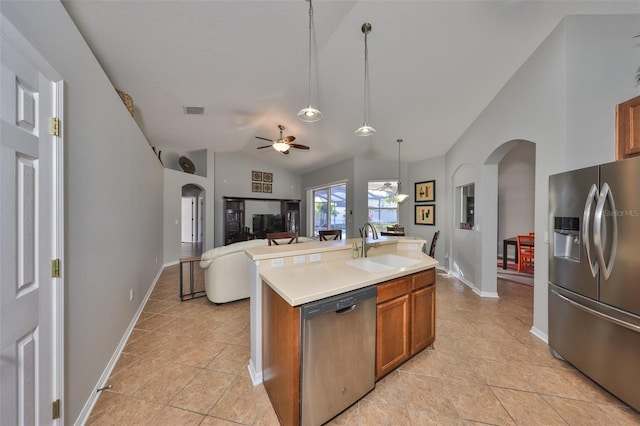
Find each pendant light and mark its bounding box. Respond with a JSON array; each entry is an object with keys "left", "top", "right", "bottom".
[
  {"left": 297, "top": 0, "right": 322, "bottom": 122},
  {"left": 393, "top": 139, "right": 410, "bottom": 203},
  {"left": 355, "top": 23, "right": 376, "bottom": 136}
]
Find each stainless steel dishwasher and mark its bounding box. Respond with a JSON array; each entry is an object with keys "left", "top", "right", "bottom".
[{"left": 300, "top": 285, "right": 377, "bottom": 426}]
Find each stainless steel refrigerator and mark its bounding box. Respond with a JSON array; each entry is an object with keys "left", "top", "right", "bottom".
[{"left": 549, "top": 156, "right": 640, "bottom": 411}]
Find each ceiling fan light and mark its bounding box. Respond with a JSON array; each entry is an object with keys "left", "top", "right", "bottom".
[
  {"left": 273, "top": 141, "right": 290, "bottom": 152},
  {"left": 355, "top": 123, "right": 376, "bottom": 136},
  {"left": 297, "top": 106, "right": 322, "bottom": 122}
]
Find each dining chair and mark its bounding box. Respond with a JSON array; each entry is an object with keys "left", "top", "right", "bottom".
[
  {"left": 267, "top": 232, "right": 298, "bottom": 246},
  {"left": 516, "top": 234, "right": 535, "bottom": 273},
  {"left": 319, "top": 229, "right": 342, "bottom": 241},
  {"left": 429, "top": 230, "right": 440, "bottom": 258}
]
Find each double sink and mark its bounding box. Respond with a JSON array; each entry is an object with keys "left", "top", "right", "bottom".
[{"left": 346, "top": 254, "right": 421, "bottom": 272}]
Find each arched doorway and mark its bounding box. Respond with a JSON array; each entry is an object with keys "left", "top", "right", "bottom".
[
  {"left": 181, "top": 183, "right": 205, "bottom": 256},
  {"left": 485, "top": 140, "right": 536, "bottom": 295}
]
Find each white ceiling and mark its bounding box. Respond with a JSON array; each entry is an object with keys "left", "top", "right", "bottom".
[{"left": 61, "top": 1, "right": 639, "bottom": 174}]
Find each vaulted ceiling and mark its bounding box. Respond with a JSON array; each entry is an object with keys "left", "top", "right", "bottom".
[{"left": 61, "top": 1, "right": 639, "bottom": 173}]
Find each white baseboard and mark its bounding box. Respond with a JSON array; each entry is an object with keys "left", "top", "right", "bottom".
[
  {"left": 73, "top": 267, "right": 163, "bottom": 426},
  {"left": 530, "top": 326, "right": 548, "bottom": 344},
  {"left": 248, "top": 360, "right": 263, "bottom": 386}
]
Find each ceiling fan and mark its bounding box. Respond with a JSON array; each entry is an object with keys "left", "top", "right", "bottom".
[
  {"left": 373, "top": 182, "right": 397, "bottom": 194},
  {"left": 256, "top": 124, "right": 310, "bottom": 155}
]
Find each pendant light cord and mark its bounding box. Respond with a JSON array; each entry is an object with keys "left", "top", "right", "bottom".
[
  {"left": 363, "top": 28, "right": 369, "bottom": 124},
  {"left": 306, "top": 0, "right": 313, "bottom": 106},
  {"left": 397, "top": 139, "right": 402, "bottom": 192}
]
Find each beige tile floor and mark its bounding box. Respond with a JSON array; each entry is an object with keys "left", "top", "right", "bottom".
[{"left": 87, "top": 265, "right": 640, "bottom": 425}]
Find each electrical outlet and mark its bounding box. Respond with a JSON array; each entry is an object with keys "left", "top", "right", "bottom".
[
  {"left": 293, "top": 255, "right": 306, "bottom": 264},
  {"left": 129, "top": 289, "right": 134, "bottom": 302},
  {"left": 271, "top": 258, "right": 285, "bottom": 268},
  {"left": 310, "top": 253, "right": 321, "bottom": 262}
]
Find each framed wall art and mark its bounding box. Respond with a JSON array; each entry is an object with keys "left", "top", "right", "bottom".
[
  {"left": 263, "top": 172, "right": 273, "bottom": 183},
  {"left": 252, "top": 182, "right": 263, "bottom": 193},
  {"left": 262, "top": 183, "right": 272, "bottom": 193},
  {"left": 252, "top": 170, "right": 263, "bottom": 182},
  {"left": 415, "top": 204, "right": 436, "bottom": 225},
  {"left": 415, "top": 180, "right": 435, "bottom": 203}
]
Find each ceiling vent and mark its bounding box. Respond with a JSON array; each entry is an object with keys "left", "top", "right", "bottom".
[{"left": 183, "top": 106, "right": 205, "bottom": 115}]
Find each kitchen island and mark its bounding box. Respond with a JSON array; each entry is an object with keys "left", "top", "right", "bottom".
[{"left": 245, "top": 236, "right": 438, "bottom": 425}]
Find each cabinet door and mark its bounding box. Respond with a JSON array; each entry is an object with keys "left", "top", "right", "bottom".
[
  {"left": 616, "top": 95, "right": 640, "bottom": 160},
  {"left": 376, "top": 294, "right": 410, "bottom": 380},
  {"left": 411, "top": 284, "right": 435, "bottom": 354}
]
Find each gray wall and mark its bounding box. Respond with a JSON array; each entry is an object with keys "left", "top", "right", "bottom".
[
  {"left": 301, "top": 158, "right": 405, "bottom": 239},
  {"left": 407, "top": 156, "right": 447, "bottom": 264},
  {"left": 163, "top": 149, "right": 215, "bottom": 264},
  {"left": 1, "top": 2, "right": 164, "bottom": 423},
  {"left": 443, "top": 14, "right": 639, "bottom": 338},
  {"left": 214, "top": 152, "right": 302, "bottom": 246}
]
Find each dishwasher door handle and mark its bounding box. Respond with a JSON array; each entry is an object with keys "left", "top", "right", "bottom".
[{"left": 336, "top": 305, "right": 357, "bottom": 315}]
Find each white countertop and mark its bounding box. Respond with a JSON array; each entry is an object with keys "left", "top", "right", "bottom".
[{"left": 258, "top": 247, "right": 438, "bottom": 306}]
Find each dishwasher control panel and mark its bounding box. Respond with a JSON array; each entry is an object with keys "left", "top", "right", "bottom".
[{"left": 301, "top": 286, "right": 377, "bottom": 319}]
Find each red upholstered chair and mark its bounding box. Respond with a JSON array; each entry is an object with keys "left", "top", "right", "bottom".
[{"left": 516, "top": 234, "right": 535, "bottom": 273}]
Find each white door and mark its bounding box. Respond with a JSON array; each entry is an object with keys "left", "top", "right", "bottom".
[{"left": 1, "top": 18, "right": 63, "bottom": 425}]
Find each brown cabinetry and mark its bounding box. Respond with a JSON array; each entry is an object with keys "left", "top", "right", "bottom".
[
  {"left": 262, "top": 267, "right": 437, "bottom": 423},
  {"left": 375, "top": 268, "right": 436, "bottom": 380},
  {"left": 616, "top": 95, "right": 640, "bottom": 160}
]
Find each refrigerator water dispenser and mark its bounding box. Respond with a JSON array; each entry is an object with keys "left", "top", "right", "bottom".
[{"left": 553, "top": 217, "right": 580, "bottom": 261}]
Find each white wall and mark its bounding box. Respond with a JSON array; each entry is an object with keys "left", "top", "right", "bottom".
[
  {"left": 214, "top": 152, "right": 302, "bottom": 246},
  {"left": 1, "top": 2, "right": 164, "bottom": 422},
  {"left": 498, "top": 141, "right": 536, "bottom": 257}
]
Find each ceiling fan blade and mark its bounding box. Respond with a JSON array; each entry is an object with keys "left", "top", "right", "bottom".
[
  {"left": 281, "top": 149, "right": 290, "bottom": 155},
  {"left": 256, "top": 145, "right": 273, "bottom": 149},
  {"left": 255, "top": 136, "right": 273, "bottom": 142},
  {"left": 282, "top": 136, "right": 296, "bottom": 143},
  {"left": 289, "top": 143, "right": 310, "bottom": 150}
]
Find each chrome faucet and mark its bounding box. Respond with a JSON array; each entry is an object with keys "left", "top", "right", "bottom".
[{"left": 361, "top": 222, "right": 379, "bottom": 257}]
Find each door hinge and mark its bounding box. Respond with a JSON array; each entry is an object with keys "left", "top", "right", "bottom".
[
  {"left": 49, "top": 117, "right": 60, "bottom": 136},
  {"left": 52, "top": 399, "right": 60, "bottom": 419},
  {"left": 51, "top": 259, "right": 60, "bottom": 278}
]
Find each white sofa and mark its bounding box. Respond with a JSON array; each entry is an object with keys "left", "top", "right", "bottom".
[{"left": 199, "top": 237, "right": 313, "bottom": 304}]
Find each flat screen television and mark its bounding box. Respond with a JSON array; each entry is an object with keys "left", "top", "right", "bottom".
[{"left": 252, "top": 214, "right": 284, "bottom": 239}]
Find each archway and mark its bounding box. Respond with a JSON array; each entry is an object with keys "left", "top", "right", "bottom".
[
  {"left": 181, "top": 183, "right": 205, "bottom": 256},
  {"left": 484, "top": 140, "right": 536, "bottom": 295}
]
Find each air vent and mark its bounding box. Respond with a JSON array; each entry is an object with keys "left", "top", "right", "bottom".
[{"left": 183, "top": 106, "right": 205, "bottom": 115}]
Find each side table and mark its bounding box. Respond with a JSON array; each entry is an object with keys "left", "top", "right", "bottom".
[{"left": 179, "top": 255, "right": 206, "bottom": 301}]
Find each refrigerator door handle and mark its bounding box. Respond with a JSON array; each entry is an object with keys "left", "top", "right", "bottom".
[
  {"left": 551, "top": 289, "right": 639, "bottom": 333},
  {"left": 594, "top": 183, "right": 618, "bottom": 280},
  {"left": 582, "top": 184, "right": 599, "bottom": 277}
]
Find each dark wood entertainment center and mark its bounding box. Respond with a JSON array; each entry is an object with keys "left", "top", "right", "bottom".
[{"left": 223, "top": 196, "right": 300, "bottom": 245}]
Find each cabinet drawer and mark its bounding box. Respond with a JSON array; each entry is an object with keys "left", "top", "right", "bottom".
[
  {"left": 411, "top": 268, "right": 435, "bottom": 291},
  {"left": 377, "top": 277, "right": 410, "bottom": 303}
]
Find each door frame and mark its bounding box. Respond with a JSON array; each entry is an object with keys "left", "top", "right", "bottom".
[{"left": 1, "top": 14, "right": 65, "bottom": 423}]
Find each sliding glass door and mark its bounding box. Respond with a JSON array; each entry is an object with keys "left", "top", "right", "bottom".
[{"left": 312, "top": 183, "right": 347, "bottom": 237}]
